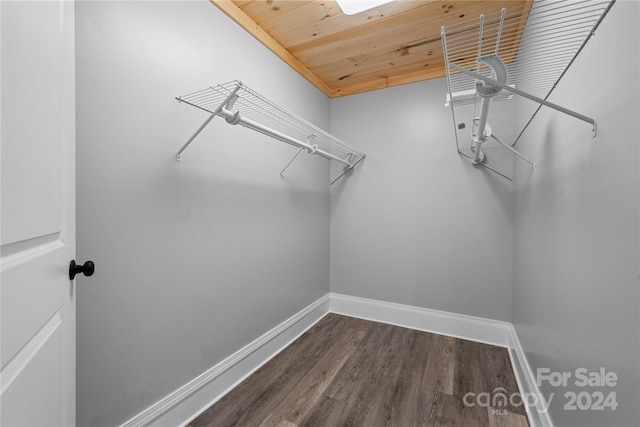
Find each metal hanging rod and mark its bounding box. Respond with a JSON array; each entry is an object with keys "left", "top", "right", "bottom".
[
  {"left": 175, "top": 81, "right": 365, "bottom": 185},
  {"left": 441, "top": 0, "right": 614, "bottom": 180},
  {"left": 448, "top": 62, "right": 596, "bottom": 129}
]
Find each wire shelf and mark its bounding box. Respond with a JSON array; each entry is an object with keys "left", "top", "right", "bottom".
[
  {"left": 442, "top": 0, "right": 614, "bottom": 180},
  {"left": 176, "top": 80, "right": 366, "bottom": 185}
]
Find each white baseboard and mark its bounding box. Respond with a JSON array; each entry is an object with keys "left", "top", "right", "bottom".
[
  {"left": 119, "top": 294, "right": 330, "bottom": 427},
  {"left": 120, "top": 292, "right": 550, "bottom": 427},
  {"left": 507, "top": 326, "right": 555, "bottom": 427},
  {"left": 329, "top": 292, "right": 513, "bottom": 347},
  {"left": 330, "top": 293, "right": 551, "bottom": 427}
]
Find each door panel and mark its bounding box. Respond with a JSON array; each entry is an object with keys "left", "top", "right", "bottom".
[
  {"left": 0, "top": 0, "right": 63, "bottom": 246},
  {"left": 1, "top": 0, "right": 76, "bottom": 425},
  {"left": 1, "top": 248, "right": 66, "bottom": 365},
  {"left": 1, "top": 313, "right": 63, "bottom": 426}
]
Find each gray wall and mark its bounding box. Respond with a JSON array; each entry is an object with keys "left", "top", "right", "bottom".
[
  {"left": 512, "top": 1, "right": 640, "bottom": 426},
  {"left": 75, "top": 1, "right": 330, "bottom": 426},
  {"left": 329, "top": 78, "right": 514, "bottom": 322},
  {"left": 76, "top": 1, "right": 640, "bottom": 426}
]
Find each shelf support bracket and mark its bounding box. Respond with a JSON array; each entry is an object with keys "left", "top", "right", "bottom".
[
  {"left": 280, "top": 148, "right": 304, "bottom": 177},
  {"left": 176, "top": 113, "right": 215, "bottom": 162},
  {"left": 448, "top": 62, "right": 597, "bottom": 137},
  {"left": 490, "top": 134, "right": 535, "bottom": 171},
  {"left": 176, "top": 84, "right": 242, "bottom": 161},
  {"left": 280, "top": 135, "right": 317, "bottom": 177},
  {"left": 330, "top": 154, "right": 365, "bottom": 186}
]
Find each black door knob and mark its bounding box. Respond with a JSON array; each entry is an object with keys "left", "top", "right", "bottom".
[{"left": 69, "top": 260, "right": 95, "bottom": 280}]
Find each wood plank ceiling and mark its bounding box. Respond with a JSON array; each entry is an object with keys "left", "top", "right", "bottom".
[{"left": 212, "top": 0, "right": 532, "bottom": 98}]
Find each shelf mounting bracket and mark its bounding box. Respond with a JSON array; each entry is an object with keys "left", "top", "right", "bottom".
[{"left": 176, "top": 84, "right": 242, "bottom": 161}]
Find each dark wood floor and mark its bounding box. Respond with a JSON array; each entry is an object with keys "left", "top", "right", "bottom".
[{"left": 188, "top": 314, "right": 530, "bottom": 427}]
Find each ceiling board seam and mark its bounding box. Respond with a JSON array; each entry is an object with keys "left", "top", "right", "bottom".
[{"left": 333, "top": 67, "right": 446, "bottom": 97}]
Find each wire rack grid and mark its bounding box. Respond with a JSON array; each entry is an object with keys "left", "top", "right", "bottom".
[
  {"left": 442, "top": 0, "right": 614, "bottom": 180},
  {"left": 176, "top": 81, "right": 366, "bottom": 173}
]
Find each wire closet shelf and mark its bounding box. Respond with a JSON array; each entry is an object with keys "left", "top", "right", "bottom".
[
  {"left": 176, "top": 80, "right": 366, "bottom": 185},
  {"left": 441, "top": 0, "right": 614, "bottom": 180}
]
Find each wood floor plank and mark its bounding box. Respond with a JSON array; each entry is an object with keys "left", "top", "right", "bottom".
[
  {"left": 321, "top": 322, "right": 400, "bottom": 426},
  {"left": 454, "top": 339, "right": 487, "bottom": 398},
  {"left": 420, "top": 384, "right": 489, "bottom": 426},
  {"left": 452, "top": 340, "right": 501, "bottom": 426},
  {"left": 359, "top": 327, "right": 421, "bottom": 426},
  {"left": 423, "top": 333, "right": 456, "bottom": 395},
  {"left": 384, "top": 329, "right": 434, "bottom": 426},
  {"left": 259, "top": 319, "right": 371, "bottom": 426},
  {"left": 323, "top": 322, "right": 396, "bottom": 403},
  {"left": 420, "top": 387, "right": 455, "bottom": 426},
  {"left": 188, "top": 314, "right": 530, "bottom": 427},
  {"left": 298, "top": 395, "right": 349, "bottom": 427},
  {"left": 187, "top": 314, "right": 352, "bottom": 427},
  {"left": 479, "top": 345, "right": 527, "bottom": 417}
]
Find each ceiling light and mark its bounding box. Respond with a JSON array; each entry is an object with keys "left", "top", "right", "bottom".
[{"left": 335, "top": 0, "right": 395, "bottom": 16}]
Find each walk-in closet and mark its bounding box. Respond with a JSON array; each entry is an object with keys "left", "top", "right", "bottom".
[{"left": 1, "top": 1, "right": 638, "bottom": 426}]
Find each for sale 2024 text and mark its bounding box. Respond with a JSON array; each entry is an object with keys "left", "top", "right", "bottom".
[{"left": 537, "top": 367, "right": 618, "bottom": 411}]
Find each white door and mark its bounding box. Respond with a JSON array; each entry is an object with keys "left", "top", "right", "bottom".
[{"left": 1, "top": 1, "right": 78, "bottom": 425}]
